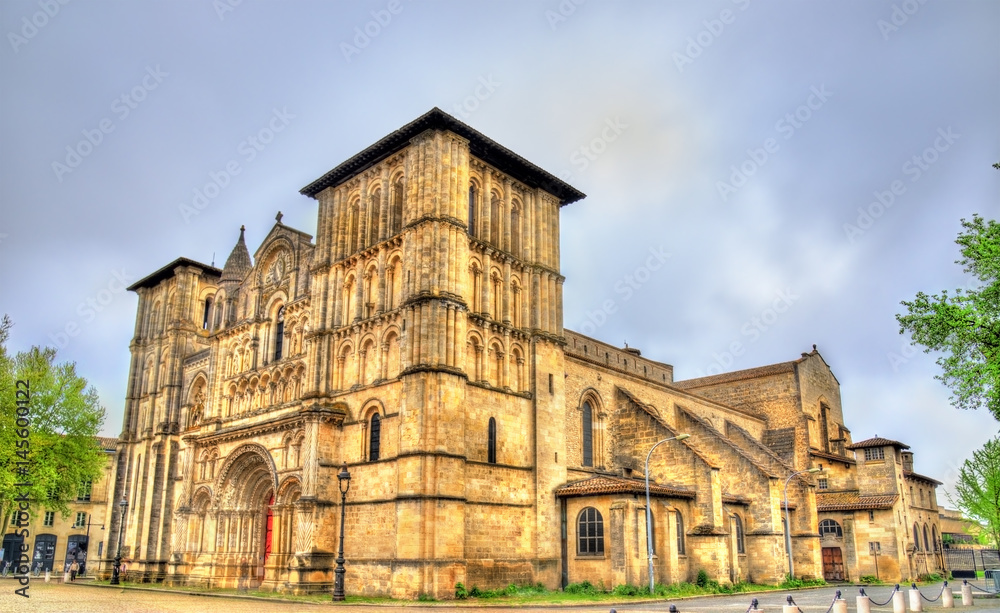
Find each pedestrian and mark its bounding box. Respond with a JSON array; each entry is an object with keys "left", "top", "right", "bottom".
[{"left": 69, "top": 560, "right": 79, "bottom": 581}]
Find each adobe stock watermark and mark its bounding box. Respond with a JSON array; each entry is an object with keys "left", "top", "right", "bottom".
[
  {"left": 213, "top": 0, "right": 244, "bottom": 21},
  {"left": 340, "top": 0, "right": 410, "bottom": 63},
  {"left": 449, "top": 75, "right": 501, "bottom": 121},
  {"left": 48, "top": 268, "right": 135, "bottom": 350},
  {"left": 51, "top": 65, "right": 168, "bottom": 183},
  {"left": 577, "top": 245, "right": 671, "bottom": 336},
  {"left": 178, "top": 107, "right": 295, "bottom": 223},
  {"left": 7, "top": 0, "right": 72, "bottom": 55},
  {"left": 695, "top": 288, "right": 800, "bottom": 377},
  {"left": 716, "top": 84, "right": 832, "bottom": 202},
  {"left": 673, "top": 0, "right": 752, "bottom": 73},
  {"left": 545, "top": 0, "right": 586, "bottom": 31},
  {"left": 557, "top": 116, "right": 629, "bottom": 183},
  {"left": 843, "top": 127, "right": 959, "bottom": 243},
  {"left": 877, "top": 0, "right": 927, "bottom": 41}
]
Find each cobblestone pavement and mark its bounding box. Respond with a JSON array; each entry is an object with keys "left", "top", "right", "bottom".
[{"left": 1, "top": 580, "right": 999, "bottom": 612}]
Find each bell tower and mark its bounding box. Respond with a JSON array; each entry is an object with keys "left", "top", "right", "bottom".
[{"left": 299, "top": 108, "right": 584, "bottom": 596}]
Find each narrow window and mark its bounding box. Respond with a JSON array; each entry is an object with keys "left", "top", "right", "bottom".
[
  {"left": 548, "top": 373, "right": 553, "bottom": 394},
  {"left": 923, "top": 524, "right": 930, "bottom": 551},
  {"left": 369, "top": 413, "right": 381, "bottom": 462},
  {"left": 932, "top": 526, "right": 940, "bottom": 551},
  {"left": 274, "top": 306, "right": 285, "bottom": 361},
  {"left": 202, "top": 298, "right": 212, "bottom": 330},
  {"left": 490, "top": 195, "right": 500, "bottom": 246},
  {"left": 577, "top": 507, "right": 604, "bottom": 555},
  {"left": 391, "top": 179, "right": 404, "bottom": 235},
  {"left": 43, "top": 511, "right": 54, "bottom": 527},
  {"left": 369, "top": 191, "right": 381, "bottom": 246},
  {"left": 676, "top": 510, "right": 685, "bottom": 555},
  {"left": 510, "top": 205, "right": 521, "bottom": 255},
  {"left": 75, "top": 512, "right": 86, "bottom": 528},
  {"left": 913, "top": 524, "right": 921, "bottom": 550},
  {"left": 869, "top": 510, "right": 875, "bottom": 523},
  {"left": 582, "top": 401, "right": 593, "bottom": 467},
  {"left": 734, "top": 515, "right": 745, "bottom": 554},
  {"left": 468, "top": 185, "right": 477, "bottom": 236},
  {"left": 488, "top": 417, "right": 497, "bottom": 464}
]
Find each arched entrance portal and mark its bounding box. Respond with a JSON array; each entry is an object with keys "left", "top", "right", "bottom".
[{"left": 214, "top": 444, "right": 278, "bottom": 589}]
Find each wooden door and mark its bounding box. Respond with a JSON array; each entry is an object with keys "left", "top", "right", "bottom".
[{"left": 822, "top": 546, "right": 845, "bottom": 581}]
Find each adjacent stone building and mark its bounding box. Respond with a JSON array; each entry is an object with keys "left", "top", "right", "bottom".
[
  {"left": 2, "top": 437, "right": 117, "bottom": 577},
  {"left": 103, "top": 108, "right": 945, "bottom": 597}
]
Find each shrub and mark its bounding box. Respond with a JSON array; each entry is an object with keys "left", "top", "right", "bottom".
[
  {"left": 612, "top": 584, "right": 640, "bottom": 596},
  {"left": 859, "top": 575, "right": 882, "bottom": 585},
  {"left": 696, "top": 569, "right": 710, "bottom": 588},
  {"left": 917, "top": 572, "right": 942, "bottom": 583},
  {"left": 417, "top": 593, "right": 435, "bottom": 602},
  {"left": 564, "top": 580, "right": 601, "bottom": 595},
  {"left": 454, "top": 582, "right": 468, "bottom": 599}
]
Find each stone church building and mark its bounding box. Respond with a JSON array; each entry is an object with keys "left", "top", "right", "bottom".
[{"left": 102, "top": 108, "right": 945, "bottom": 597}]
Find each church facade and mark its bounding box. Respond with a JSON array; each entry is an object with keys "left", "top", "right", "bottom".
[{"left": 102, "top": 108, "right": 944, "bottom": 597}]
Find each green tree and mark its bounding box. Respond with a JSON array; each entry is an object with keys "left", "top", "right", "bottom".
[
  {"left": 0, "top": 315, "right": 107, "bottom": 526},
  {"left": 951, "top": 436, "right": 1000, "bottom": 550},
  {"left": 896, "top": 214, "right": 1000, "bottom": 418}
]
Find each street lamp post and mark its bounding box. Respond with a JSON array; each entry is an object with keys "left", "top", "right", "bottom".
[
  {"left": 644, "top": 433, "right": 691, "bottom": 594},
  {"left": 783, "top": 467, "right": 821, "bottom": 580},
  {"left": 332, "top": 463, "right": 352, "bottom": 602},
  {"left": 110, "top": 498, "right": 128, "bottom": 585},
  {"left": 80, "top": 518, "right": 105, "bottom": 576}
]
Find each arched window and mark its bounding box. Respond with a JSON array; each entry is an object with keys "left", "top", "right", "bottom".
[
  {"left": 819, "top": 519, "right": 843, "bottom": 538},
  {"left": 202, "top": 297, "right": 213, "bottom": 331},
  {"left": 923, "top": 524, "right": 930, "bottom": 551},
  {"left": 488, "top": 417, "right": 497, "bottom": 464},
  {"left": 390, "top": 179, "right": 404, "bottom": 235},
  {"left": 468, "top": 185, "right": 478, "bottom": 237},
  {"left": 274, "top": 306, "right": 285, "bottom": 361},
  {"left": 349, "top": 202, "right": 360, "bottom": 253},
  {"left": 734, "top": 515, "right": 745, "bottom": 554},
  {"left": 577, "top": 507, "right": 604, "bottom": 556},
  {"left": 932, "top": 526, "right": 940, "bottom": 551},
  {"left": 676, "top": 510, "right": 685, "bottom": 555},
  {"left": 369, "top": 189, "right": 381, "bottom": 246},
  {"left": 582, "top": 401, "right": 593, "bottom": 467},
  {"left": 369, "top": 413, "right": 381, "bottom": 462},
  {"left": 913, "top": 524, "right": 921, "bottom": 551},
  {"left": 490, "top": 195, "right": 500, "bottom": 246},
  {"left": 510, "top": 204, "right": 521, "bottom": 256}
]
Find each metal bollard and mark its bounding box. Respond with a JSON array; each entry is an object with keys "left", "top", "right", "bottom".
[
  {"left": 909, "top": 583, "right": 923, "bottom": 611},
  {"left": 833, "top": 591, "right": 848, "bottom": 613},
  {"left": 892, "top": 587, "right": 906, "bottom": 613},
  {"left": 783, "top": 595, "right": 798, "bottom": 613},
  {"left": 857, "top": 588, "right": 872, "bottom": 613},
  {"left": 961, "top": 580, "right": 972, "bottom": 606}
]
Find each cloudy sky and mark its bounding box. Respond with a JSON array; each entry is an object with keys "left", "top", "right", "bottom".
[{"left": 1, "top": 0, "right": 997, "bottom": 495}]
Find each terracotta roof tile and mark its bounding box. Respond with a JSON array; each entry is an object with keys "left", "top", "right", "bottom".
[
  {"left": 904, "top": 470, "right": 942, "bottom": 486},
  {"left": 555, "top": 475, "right": 695, "bottom": 499},
  {"left": 816, "top": 491, "right": 898, "bottom": 511},
  {"left": 846, "top": 436, "right": 909, "bottom": 450},
  {"left": 96, "top": 436, "right": 119, "bottom": 451}
]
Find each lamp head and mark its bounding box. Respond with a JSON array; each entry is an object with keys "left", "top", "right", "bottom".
[
  {"left": 675, "top": 433, "right": 691, "bottom": 441},
  {"left": 807, "top": 467, "right": 822, "bottom": 474},
  {"left": 337, "top": 463, "right": 351, "bottom": 494},
  {"left": 119, "top": 498, "right": 128, "bottom": 509}
]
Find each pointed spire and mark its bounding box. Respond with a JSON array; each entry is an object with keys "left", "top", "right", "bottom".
[{"left": 221, "top": 225, "right": 252, "bottom": 284}]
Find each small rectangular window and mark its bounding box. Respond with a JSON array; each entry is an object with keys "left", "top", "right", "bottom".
[
  {"left": 863, "top": 447, "right": 884, "bottom": 461},
  {"left": 548, "top": 373, "right": 554, "bottom": 394},
  {"left": 77, "top": 480, "right": 93, "bottom": 502},
  {"left": 43, "top": 511, "right": 54, "bottom": 527},
  {"left": 75, "top": 512, "right": 87, "bottom": 528},
  {"left": 818, "top": 478, "right": 828, "bottom": 490},
  {"left": 869, "top": 510, "right": 875, "bottom": 523}
]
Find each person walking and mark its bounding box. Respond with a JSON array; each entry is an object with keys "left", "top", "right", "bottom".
[{"left": 69, "top": 560, "right": 79, "bottom": 582}]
